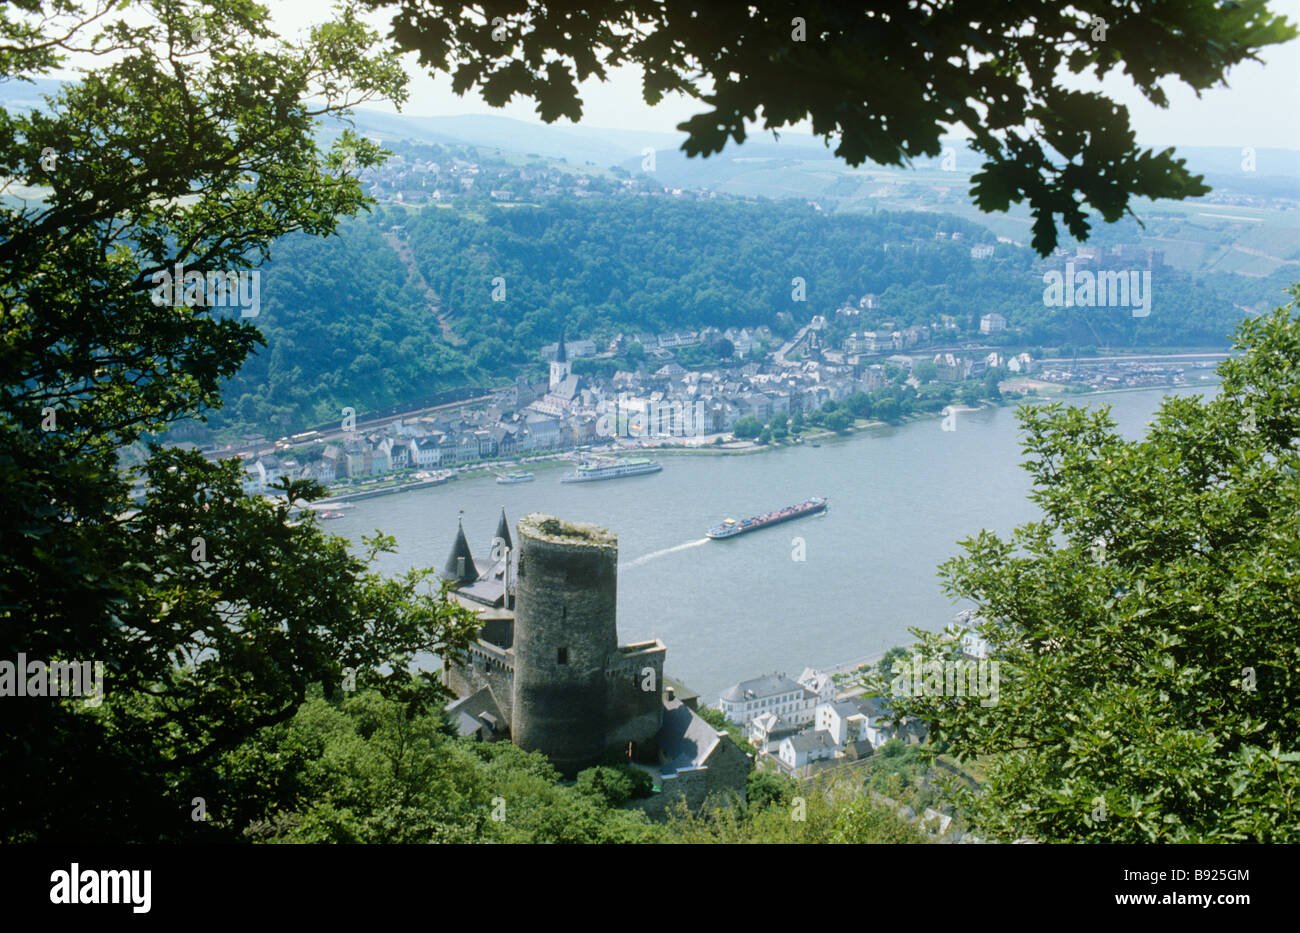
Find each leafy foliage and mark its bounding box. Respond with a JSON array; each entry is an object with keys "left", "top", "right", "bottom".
[
  {"left": 365, "top": 0, "right": 1295, "bottom": 254},
  {"left": 873, "top": 294, "right": 1300, "bottom": 842},
  {"left": 0, "top": 0, "right": 485, "bottom": 842}
]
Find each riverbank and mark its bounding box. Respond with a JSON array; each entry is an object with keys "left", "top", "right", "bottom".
[
  {"left": 315, "top": 380, "right": 1220, "bottom": 504},
  {"left": 318, "top": 472, "right": 453, "bottom": 504}
]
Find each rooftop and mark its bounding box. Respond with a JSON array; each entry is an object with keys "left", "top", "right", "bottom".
[
  {"left": 785, "top": 731, "right": 837, "bottom": 752},
  {"left": 720, "top": 672, "right": 805, "bottom": 703}
]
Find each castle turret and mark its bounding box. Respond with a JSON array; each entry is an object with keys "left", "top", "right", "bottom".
[
  {"left": 511, "top": 514, "right": 617, "bottom": 776},
  {"left": 493, "top": 507, "right": 512, "bottom": 554},
  {"left": 444, "top": 517, "right": 478, "bottom": 583}
]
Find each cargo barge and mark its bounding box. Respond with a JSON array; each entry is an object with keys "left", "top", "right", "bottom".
[{"left": 707, "top": 497, "right": 828, "bottom": 539}]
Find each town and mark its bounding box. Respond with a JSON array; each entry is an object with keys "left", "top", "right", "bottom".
[
  {"left": 219, "top": 283, "right": 1216, "bottom": 503},
  {"left": 223, "top": 302, "right": 1047, "bottom": 499}
]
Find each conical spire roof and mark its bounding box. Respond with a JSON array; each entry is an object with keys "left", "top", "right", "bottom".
[
  {"left": 494, "top": 507, "right": 512, "bottom": 552},
  {"left": 556, "top": 325, "right": 567, "bottom": 363},
  {"left": 444, "top": 517, "right": 478, "bottom": 582}
]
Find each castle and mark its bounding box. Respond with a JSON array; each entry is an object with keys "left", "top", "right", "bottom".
[{"left": 441, "top": 509, "right": 748, "bottom": 812}]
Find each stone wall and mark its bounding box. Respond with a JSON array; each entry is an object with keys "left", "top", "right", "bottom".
[{"left": 604, "top": 641, "right": 665, "bottom": 756}]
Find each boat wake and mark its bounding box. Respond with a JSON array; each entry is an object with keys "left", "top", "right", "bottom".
[{"left": 623, "top": 537, "right": 710, "bottom": 569}]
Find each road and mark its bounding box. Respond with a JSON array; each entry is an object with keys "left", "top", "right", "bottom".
[{"left": 206, "top": 392, "right": 495, "bottom": 463}]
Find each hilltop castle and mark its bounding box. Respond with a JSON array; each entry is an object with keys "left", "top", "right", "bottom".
[{"left": 440, "top": 509, "right": 748, "bottom": 812}]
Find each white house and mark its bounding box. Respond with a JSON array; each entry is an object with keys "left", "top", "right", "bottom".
[
  {"left": 798, "top": 668, "right": 836, "bottom": 704},
  {"left": 1006, "top": 352, "right": 1034, "bottom": 374},
  {"left": 719, "top": 673, "right": 818, "bottom": 727},
  {"left": 853, "top": 696, "right": 899, "bottom": 748},
  {"left": 778, "top": 731, "right": 837, "bottom": 771},
  {"left": 410, "top": 437, "right": 442, "bottom": 468},
  {"left": 815, "top": 700, "right": 870, "bottom": 747},
  {"left": 749, "top": 711, "right": 801, "bottom": 754}
]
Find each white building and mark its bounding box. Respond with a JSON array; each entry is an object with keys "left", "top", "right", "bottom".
[
  {"left": 979, "top": 313, "right": 1007, "bottom": 334},
  {"left": 719, "top": 673, "right": 818, "bottom": 727},
  {"left": 816, "top": 700, "right": 870, "bottom": 747},
  {"left": 778, "top": 731, "right": 837, "bottom": 771},
  {"left": 748, "top": 711, "right": 801, "bottom": 754},
  {"left": 409, "top": 437, "right": 442, "bottom": 468},
  {"left": 798, "top": 668, "right": 836, "bottom": 704}
]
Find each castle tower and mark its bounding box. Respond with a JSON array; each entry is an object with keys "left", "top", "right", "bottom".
[
  {"left": 511, "top": 514, "right": 618, "bottom": 776},
  {"left": 443, "top": 516, "right": 478, "bottom": 583},
  {"left": 549, "top": 326, "right": 570, "bottom": 391}
]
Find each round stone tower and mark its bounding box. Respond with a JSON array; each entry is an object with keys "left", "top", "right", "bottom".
[{"left": 511, "top": 514, "right": 618, "bottom": 777}]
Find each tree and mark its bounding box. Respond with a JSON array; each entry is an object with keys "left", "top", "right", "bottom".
[
  {"left": 983, "top": 370, "right": 1004, "bottom": 401},
  {"left": 877, "top": 647, "right": 911, "bottom": 682},
  {"left": 367, "top": 0, "right": 1297, "bottom": 254},
  {"left": 714, "top": 338, "right": 735, "bottom": 359},
  {"left": 826, "top": 410, "right": 852, "bottom": 433},
  {"left": 913, "top": 360, "right": 939, "bottom": 384},
  {"left": 746, "top": 770, "right": 797, "bottom": 813},
  {"left": 959, "top": 384, "right": 982, "bottom": 407},
  {"left": 0, "top": 0, "right": 482, "bottom": 842},
  {"left": 873, "top": 398, "right": 901, "bottom": 423},
  {"left": 845, "top": 392, "right": 872, "bottom": 418},
  {"left": 732, "top": 416, "right": 763, "bottom": 440},
  {"left": 874, "top": 297, "right": 1300, "bottom": 842},
  {"left": 696, "top": 706, "right": 730, "bottom": 730},
  {"left": 575, "top": 766, "right": 635, "bottom": 807}
]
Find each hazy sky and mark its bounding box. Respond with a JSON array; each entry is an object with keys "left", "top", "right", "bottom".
[{"left": 285, "top": 1, "right": 1296, "bottom": 150}]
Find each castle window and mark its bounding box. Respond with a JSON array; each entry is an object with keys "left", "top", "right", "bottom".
[{"left": 557, "top": 646, "right": 568, "bottom": 665}]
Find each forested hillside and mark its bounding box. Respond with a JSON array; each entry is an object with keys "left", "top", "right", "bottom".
[
  {"left": 200, "top": 193, "right": 1281, "bottom": 438},
  {"left": 200, "top": 218, "right": 482, "bottom": 437}
]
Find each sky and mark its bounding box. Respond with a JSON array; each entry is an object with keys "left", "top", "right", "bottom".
[{"left": 262, "top": 0, "right": 1300, "bottom": 151}]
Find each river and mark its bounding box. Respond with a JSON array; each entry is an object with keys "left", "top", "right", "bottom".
[{"left": 332, "top": 385, "right": 1216, "bottom": 701}]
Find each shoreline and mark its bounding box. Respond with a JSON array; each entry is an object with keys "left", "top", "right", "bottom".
[{"left": 316, "top": 380, "right": 1220, "bottom": 502}]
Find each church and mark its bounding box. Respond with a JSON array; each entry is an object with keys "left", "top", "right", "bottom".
[
  {"left": 440, "top": 509, "right": 749, "bottom": 813},
  {"left": 534, "top": 327, "right": 583, "bottom": 414}
]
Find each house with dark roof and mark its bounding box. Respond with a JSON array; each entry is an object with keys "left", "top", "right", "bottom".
[
  {"left": 777, "top": 730, "right": 837, "bottom": 771},
  {"left": 446, "top": 687, "right": 508, "bottom": 742},
  {"left": 719, "top": 673, "right": 818, "bottom": 728}
]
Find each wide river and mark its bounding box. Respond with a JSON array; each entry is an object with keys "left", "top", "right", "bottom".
[{"left": 334, "top": 386, "right": 1213, "bottom": 701}]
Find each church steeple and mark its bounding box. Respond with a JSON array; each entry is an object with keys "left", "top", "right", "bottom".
[
  {"left": 444, "top": 514, "right": 478, "bottom": 583},
  {"left": 549, "top": 325, "right": 571, "bottom": 391}
]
